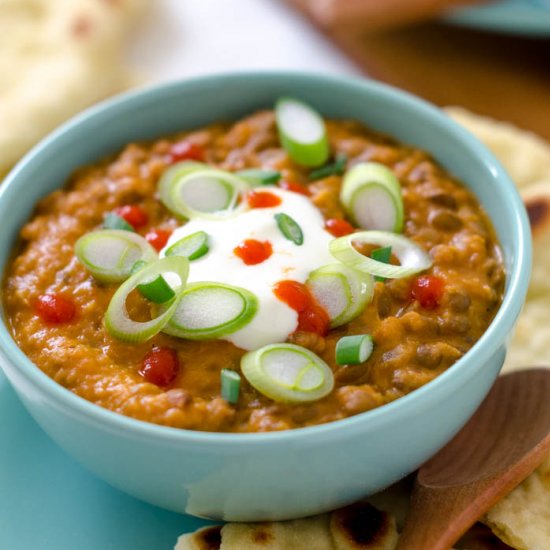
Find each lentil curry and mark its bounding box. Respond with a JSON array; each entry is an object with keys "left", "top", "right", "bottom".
[{"left": 3, "top": 109, "right": 504, "bottom": 432}]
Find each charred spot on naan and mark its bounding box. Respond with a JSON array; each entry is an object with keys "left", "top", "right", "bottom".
[
  {"left": 331, "top": 501, "right": 399, "bottom": 549},
  {"left": 525, "top": 195, "right": 550, "bottom": 236},
  {"left": 197, "top": 526, "right": 222, "bottom": 550}
]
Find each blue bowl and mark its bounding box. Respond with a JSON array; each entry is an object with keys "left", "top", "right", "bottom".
[{"left": 0, "top": 72, "right": 531, "bottom": 521}]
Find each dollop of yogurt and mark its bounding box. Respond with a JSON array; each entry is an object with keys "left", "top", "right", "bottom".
[{"left": 161, "top": 188, "right": 334, "bottom": 350}]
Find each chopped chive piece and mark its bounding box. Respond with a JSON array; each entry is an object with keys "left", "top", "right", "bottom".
[
  {"left": 103, "top": 212, "right": 135, "bottom": 232},
  {"left": 221, "top": 369, "right": 241, "bottom": 404},
  {"left": 371, "top": 246, "right": 392, "bottom": 282},
  {"left": 236, "top": 169, "right": 281, "bottom": 186},
  {"left": 335, "top": 334, "right": 373, "bottom": 365},
  {"left": 165, "top": 231, "right": 209, "bottom": 261},
  {"left": 137, "top": 275, "right": 175, "bottom": 304},
  {"left": 309, "top": 154, "right": 348, "bottom": 181},
  {"left": 274, "top": 213, "right": 303, "bottom": 245}
]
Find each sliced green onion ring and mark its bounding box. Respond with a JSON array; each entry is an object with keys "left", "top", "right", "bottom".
[
  {"left": 371, "top": 246, "right": 392, "bottom": 283},
  {"left": 274, "top": 213, "right": 303, "bottom": 245},
  {"left": 137, "top": 275, "right": 175, "bottom": 304},
  {"left": 236, "top": 169, "right": 281, "bottom": 186},
  {"left": 275, "top": 97, "right": 330, "bottom": 167},
  {"left": 335, "top": 335, "right": 373, "bottom": 365},
  {"left": 105, "top": 256, "right": 189, "bottom": 343},
  {"left": 329, "top": 230, "right": 432, "bottom": 279},
  {"left": 241, "top": 343, "right": 334, "bottom": 403},
  {"left": 306, "top": 264, "right": 374, "bottom": 328},
  {"left": 75, "top": 230, "right": 158, "bottom": 283},
  {"left": 164, "top": 231, "right": 209, "bottom": 261},
  {"left": 103, "top": 212, "right": 135, "bottom": 232},
  {"left": 163, "top": 282, "right": 258, "bottom": 340},
  {"left": 340, "top": 162, "right": 404, "bottom": 233},
  {"left": 168, "top": 168, "right": 249, "bottom": 220},
  {"left": 221, "top": 369, "right": 241, "bottom": 404},
  {"left": 309, "top": 153, "right": 348, "bottom": 181},
  {"left": 158, "top": 160, "right": 206, "bottom": 216}
]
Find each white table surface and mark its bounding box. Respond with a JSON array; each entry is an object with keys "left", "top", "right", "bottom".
[{"left": 129, "top": 0, "right": 360, "bottom": 83}]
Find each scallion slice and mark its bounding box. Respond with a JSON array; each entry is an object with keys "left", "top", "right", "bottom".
[
  {"left": 309, "top": 154, "right": 348, "bottom": 181},
  {"left": 74, "top": 230, "right": 158, "bottom": 283},
  {"left": 236, "top": 169, "right": 281, "bottom": 186},
  {"left": 221, "top": 369, "right": 241, "bottom": 404},
  {"left": 329, "top": 230, "right": 432, "bottom": 279},
  {"left": 164, "top": 231, "right": 209, "bottom": 261},
  {"left": 306, "top": 264, "right": 374, "bottom": 328},
  {"left": 275, "top": 97, "right": 330, "bottom": 167},
  {"left": 158, "top": 160, "right": 206, "bottom": 216},
  {"left": 371, "top": 246, "right": 392, "bottom": 282},
  {"left": 164, "top": 282, "right": 258, "bottom": 340},
  {"left": 274, "top": 213, "right": 303, "bottom": 245},
  {"left": 167, "top": 168, "right": 249, "bottom": 220},
  {"left": 335, "top": 335, "right": 373, "bottom": 365},
  {"left": 104, "top": 256, "right": 189, "bottom": 343},
  {"left": 137, "top": 275, "right": 175, "bottom": 304},
  {"left": 103, "top": 212, "right": 135, "bottom": 232},
  {"left": 340, "top": 162, "right": 404, "bottom": 232},
  {"left": 241, "top": 343, "right": 334, "bottom": 403}
]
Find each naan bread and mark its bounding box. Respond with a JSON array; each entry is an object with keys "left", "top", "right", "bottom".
[
  {"left": 0, "top": 0, "right": 145, "bottom": 178},
  {"left": 174, "top": 525, "right": 222, "bottom": 550},
  {"left": 483, "top": 456, "right": 550, "bottom": 550},
  {"left": 175, "top": 503, "right": 398, "bottom": 550}
]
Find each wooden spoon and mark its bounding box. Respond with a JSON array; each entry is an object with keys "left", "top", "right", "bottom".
[{"left": 396, "top": 368, "right": 550, "bottom": 550}]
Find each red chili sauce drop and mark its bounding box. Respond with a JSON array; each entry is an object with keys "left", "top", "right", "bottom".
[
  {"left": 325, "top": 218, "right": 355, "bottom": 237},
  {"left": 246, "top": 190, "right": 282, "bottom": 208},
  {"left": 167, "top": 141, "right": 205, "bottom": 163},
  {"left": 410, "top": 275, "right": 445, "bottom": 310},
  {"left": 234, "top": 239, "right": 273, "bottom": 265},
  {"left": 145, "top": 229, "right": 172, "bottom": 251},
  {"left": 35, "top": 293, "right": 76, "bottom": 324},
  {"left": 114, "top": 205, "right": 149, "bottom": 230},
  {"left": 278, "top": 180, "right": 310, "bottom": 196},
  {"left": 140, "top": 346, "right": 179, "bottom": 386},
  {"left": 273, "top": 280, "right": 330, "bottom": 336}
]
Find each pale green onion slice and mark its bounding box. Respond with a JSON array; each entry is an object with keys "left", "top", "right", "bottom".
[
  {"left": 221, "top": 369, "right": 241, "bottom": 404},
  {"left": 274, "top": 213, "right": 303, "bottom": 245},
  {"left": 105, "top": 256, "right": 189, "bottom": 343},
  {"left": 241, "top": 343, "right": 334, "bottom": 403},
  {"left": 275, "top": 97, "right": 330, "bottom": 167},
  {"left": 329, "top": 230, "right": 432, "bottom": 279},
  {"left": 137, "top": 275, "right": 175, "bottom": 304},
  {"left": 306, "top": 264, "right": 374, "bottom": 328},
  {"left": 103, "top": 212, "right": 135, "bottom": 232},
  {"left": 74, "top": 230, "right": 158, "bottom": 283},
  {"left": 340, "top": 162, "right": 404, "bottom": 232},
  {"left": 163, "top": 282, "right": 258, "bottom": 340},
  {"left": 158, "top": 160, "right": 206, "bottom": 216},
  {"left": 335, "top": 335, "right": 373, "bottom": 365},
  {"left": 168, "top": 168, "right": 249, "bottom": 220},
  {"left": 164, "top": 231, "right": 209, "bottom": 261},
  {"left": 236, "top": 169, "right": 281, "bottom": 186}
]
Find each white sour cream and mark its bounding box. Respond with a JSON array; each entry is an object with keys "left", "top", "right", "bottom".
[{"left": 161, "top": 188, "right": 335, "bottom": 350}]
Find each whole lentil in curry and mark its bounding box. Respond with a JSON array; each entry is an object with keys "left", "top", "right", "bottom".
[{"left": 3, "top": 111, "right": 504, "bottom": 432}]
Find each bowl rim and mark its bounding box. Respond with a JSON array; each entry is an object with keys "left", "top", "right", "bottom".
[{"left": 0, "top": 70, "right": 531, "bottom": 445}]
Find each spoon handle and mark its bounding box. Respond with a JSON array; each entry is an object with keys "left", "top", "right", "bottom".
[{"left": 395, "top": 482, "right": 490, "bottom": 550}]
